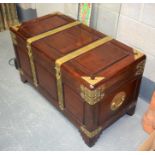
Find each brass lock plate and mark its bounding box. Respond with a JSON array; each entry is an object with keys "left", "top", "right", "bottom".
[{"left": 111, "top": 91, "right": 126, "bottom": 111}]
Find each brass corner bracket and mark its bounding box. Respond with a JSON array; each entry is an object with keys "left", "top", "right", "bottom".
[
  {"left": 10, "top": 24, "right": 21, "bottom": 45},
  {"left": 80, "top": 85, "right": 105, "bottom": 105},
  {"left": 133, "top": 49, "right": 144, "bottom": 60},
  {"left": 11, "top": 23, "right": 21, "bottom": 31},
  {"left": 10, "top": 31, "right": 17, "bottom": 45},
  {"left": 80, "top": 126, "right": 102, "bottom": 138},
  {"left": 82, "top": 76, "right": 105, "bottom": 88},
  {"left": 135, "top": 60, "right": 146, "bottom": 76}
]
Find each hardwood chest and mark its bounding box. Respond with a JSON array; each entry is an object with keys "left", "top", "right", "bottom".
[{"left": 10, "top": 12, "right": 146, "bottom": 147}]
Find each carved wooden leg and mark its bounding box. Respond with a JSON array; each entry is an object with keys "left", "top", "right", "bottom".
[
  {"left": 126, "top": 105, "right": 136, "bottom": 116},
  {"left": 79, "top": 126, "right": 102, "bottom": 147},
  {"left": 80, "top": 132, "right": 99, "bottom": 147}
]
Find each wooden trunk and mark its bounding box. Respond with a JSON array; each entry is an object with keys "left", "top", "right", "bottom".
[{"left": 10, "top": 12, "right": 146, "bottom": 147}]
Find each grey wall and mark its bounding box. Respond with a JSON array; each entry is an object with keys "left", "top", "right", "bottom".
[
  {"left": 35, "top": 3, "right": 121, "bottom": 37},
  {"left": 16, "top": 4, "right": 37, "bottom": 22},
  {"left": 90, "top": 4, "right": 121, "bottom": 38},
  {"left": 36, "top": 3, "right": 78, "bottom": 19},
  {"left": 117, "top": 4, "right": 155, "bottom": 102}
]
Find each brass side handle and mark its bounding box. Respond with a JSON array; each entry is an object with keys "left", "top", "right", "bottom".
[{"left": 111, "top": 91, "right": 126, "bottom": 111}]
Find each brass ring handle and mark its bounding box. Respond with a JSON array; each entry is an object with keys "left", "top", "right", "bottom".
[{"left": 111, "top": 92, "right": 126, "bottom": 111}]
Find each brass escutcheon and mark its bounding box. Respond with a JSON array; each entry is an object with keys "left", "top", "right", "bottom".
[{"left": 111, "top": 91, "right": 126, "bottom": 111}]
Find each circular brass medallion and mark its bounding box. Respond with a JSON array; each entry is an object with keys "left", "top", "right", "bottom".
[{"left": 111, "top": 91, "right": 126, "bottom": 111}]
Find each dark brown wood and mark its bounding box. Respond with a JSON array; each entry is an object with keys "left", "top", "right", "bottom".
[
  {"left": 10, "top": 12, "right": 146, "bottom": 147},
  {"left": 80, "top": 129, "right": 101, "bottom": 147},
  {"left": 126, "top": 105, "right": 136, "bottom": 116}
]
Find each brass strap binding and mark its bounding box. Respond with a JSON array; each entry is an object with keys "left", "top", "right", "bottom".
[
  {"left": 55, "top": 36, "right": 112, "bottom": 110},
  {"left": 26, "top": 21, "right": 81, "bottom": 87},
  {"left": 80, "top": 126, "right": 102, "bottom": 138},
  {"left": 27, "top": 44, "right": 38, "bottom": 87},
  {"left": 26, "top": 21, "right": 81, "bottom": 44}
]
